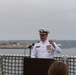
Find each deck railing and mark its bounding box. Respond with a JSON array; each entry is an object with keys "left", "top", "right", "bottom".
[{"left": 2, "top": 54, "right": 24, "bottom": 75}]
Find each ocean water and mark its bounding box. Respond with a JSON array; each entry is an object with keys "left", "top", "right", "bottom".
[
  {"left": 0, "top": 47, "right": 76, "bottom": 56},
  {"left": 55, "top": 47, "right": 76, "bottom": 56}
]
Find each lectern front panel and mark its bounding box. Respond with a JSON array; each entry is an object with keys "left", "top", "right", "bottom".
[{"left": 24, "top": 58, "right": 55, "bottom": 75}]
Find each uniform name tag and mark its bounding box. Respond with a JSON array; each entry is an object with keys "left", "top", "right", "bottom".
[{"left": 36, "top": 46, "right": 40, "bottom": 48}]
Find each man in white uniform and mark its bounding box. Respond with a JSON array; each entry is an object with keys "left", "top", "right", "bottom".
[{"left": 31, "top": 28, "right": 61, "bottom": 58}]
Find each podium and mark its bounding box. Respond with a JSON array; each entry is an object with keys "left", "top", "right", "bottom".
[{"left": 23, "top": 57, "right": 55, "bottom": 75}]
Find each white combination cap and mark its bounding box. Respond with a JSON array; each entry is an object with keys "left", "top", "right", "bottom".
[{"left": 38, "top": 28, "right": 50, "bottom": 35}]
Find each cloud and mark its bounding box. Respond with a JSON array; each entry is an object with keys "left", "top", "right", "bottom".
[{"left": 0, "top": 0, "right": 76, "bottom": 40}]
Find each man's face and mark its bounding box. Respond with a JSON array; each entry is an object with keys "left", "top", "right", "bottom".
[{"left": 40, "top": 34, "right": 48, "bottom": 42}]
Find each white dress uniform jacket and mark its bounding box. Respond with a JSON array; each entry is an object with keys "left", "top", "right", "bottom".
[{"left": 31, "top": 40, "right": 61, "bottom": 58}]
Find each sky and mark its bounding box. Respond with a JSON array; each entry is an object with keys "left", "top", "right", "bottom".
[{"left": 0, "top": 0, "right": 76, "bottom": 40}]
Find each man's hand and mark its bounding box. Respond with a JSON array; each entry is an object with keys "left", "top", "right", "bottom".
[{"left": 49, "top": 40, "right": 55, "bottom": 48}]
